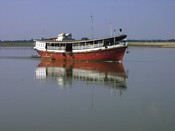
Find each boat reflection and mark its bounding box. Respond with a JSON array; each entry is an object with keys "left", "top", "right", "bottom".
[{"left": 35, "top": 61, "right": 128, "bottom": 90}]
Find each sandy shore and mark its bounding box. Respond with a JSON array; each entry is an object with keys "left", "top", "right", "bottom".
[{"left": 128, "top": 42, "right": 175, "bottom": 48}]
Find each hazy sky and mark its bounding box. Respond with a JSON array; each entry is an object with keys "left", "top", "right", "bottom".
[{"left": 0, "top": 0, "right": 175, "bottom": 40}]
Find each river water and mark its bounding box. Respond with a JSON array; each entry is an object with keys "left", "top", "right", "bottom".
[{"left": 0, "top": 47, "right": 175, "bottom": 131}]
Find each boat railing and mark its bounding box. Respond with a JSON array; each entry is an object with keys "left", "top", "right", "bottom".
[
  {"left": 47, "top": 46, "right": 65, "bottom": 50},
  {"left": 72, "top": 43, "right": 104, "bottom": 50},
  {"left": 46, "top": 41, "right": 125, "bottom": 51}
]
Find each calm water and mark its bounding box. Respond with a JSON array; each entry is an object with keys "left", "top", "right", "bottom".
[{"left": 0, "top": 47, "right": 175, "bottom": 131}]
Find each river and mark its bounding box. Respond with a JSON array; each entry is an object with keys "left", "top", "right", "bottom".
[{"left": 0, "top": 47, "right": 175, "bottom": 131}]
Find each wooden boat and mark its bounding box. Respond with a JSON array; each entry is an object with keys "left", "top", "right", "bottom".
[
  {"left": 34, "top": 33, "right": 128, "bottom": 62},
  {"left": 35, "top": 61, "right": 128, "bottom": 89}
]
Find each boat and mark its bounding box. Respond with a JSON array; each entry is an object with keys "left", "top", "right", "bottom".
[
  {"left": 34, "top": 33, "right": 128, "bottom": 62},
  {"left": 35, "top": 61, "right": 128, "bottom": 89}
]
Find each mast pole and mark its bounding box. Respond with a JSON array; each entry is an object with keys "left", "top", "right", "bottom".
[
  {"left": 91, "top": 13, "right": 94, "bottom": 40},
  {"left": 110, "top": 23, "right": 113, "bottom": 37}
]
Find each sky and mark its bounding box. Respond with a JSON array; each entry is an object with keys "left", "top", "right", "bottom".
[{"left": 0, "top": 0, "right": 175, "bottom": 40}]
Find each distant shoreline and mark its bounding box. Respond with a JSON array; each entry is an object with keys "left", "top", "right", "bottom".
[
  {"left": 0, "top": 41, "right": 175, "bottom": 48},
  {"left": 128, "top": 42, "right": 175, "bottom": 48},
  {"left": 0, "top": 41, "right": 34, "bottom": 47}
]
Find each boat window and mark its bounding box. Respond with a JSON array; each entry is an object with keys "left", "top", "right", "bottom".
[
  {"left": 66, "top": 44, "right": 72, "bottom": 52},
  {"left": 55, "top": 43, "right": 59, "bottom": 47},
  {"left": 98, "top": 41, "right": 102, "bottom": 43}
]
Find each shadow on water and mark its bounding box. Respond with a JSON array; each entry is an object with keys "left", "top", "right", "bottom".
[{"left": 35, "top": 61, "right": 128, "bottom": 92}]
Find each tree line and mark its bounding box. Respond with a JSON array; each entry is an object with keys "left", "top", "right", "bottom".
[
  {"left": 127, "top": 39, "right": 175, "bottom": 42},
  {"left": 0, "top": 39, "right": 33, "bottom": 43}
]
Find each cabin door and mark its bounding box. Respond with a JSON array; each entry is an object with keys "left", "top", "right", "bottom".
[{"left": 66, "top": 44, "right": 72, "bottom": 52}]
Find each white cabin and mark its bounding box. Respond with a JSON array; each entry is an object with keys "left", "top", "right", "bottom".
[{"left": 56, "top": 33, "right": 72, "bottom": 41}]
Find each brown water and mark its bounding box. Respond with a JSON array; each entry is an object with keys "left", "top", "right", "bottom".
[{"left": 0, "top": 47, "right": 175, "bottom": 131}]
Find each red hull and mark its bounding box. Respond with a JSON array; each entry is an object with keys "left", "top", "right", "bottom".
[{"left": 37, "top": 46, "right": 127, "bottom": 61}]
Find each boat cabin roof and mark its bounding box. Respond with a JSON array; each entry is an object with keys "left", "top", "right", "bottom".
[{"left": 36, "top": 34, "right": 127, "bottom": 44}]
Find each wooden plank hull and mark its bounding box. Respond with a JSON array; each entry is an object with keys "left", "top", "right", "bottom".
[{"left": 37, "top": 46, "right": 127, "bottom": 61}]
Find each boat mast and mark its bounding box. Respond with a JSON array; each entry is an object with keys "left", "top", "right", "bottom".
[
  {"left": 91, "top": 13, "right": 94, "bottom": 40},
  {"left": 110, "top": 23, "right": 113, "bottom": 37}
]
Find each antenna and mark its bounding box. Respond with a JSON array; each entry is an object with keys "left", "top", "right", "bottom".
[{"left": 91, "top": 12, "right": 94, "bottom": 39}]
